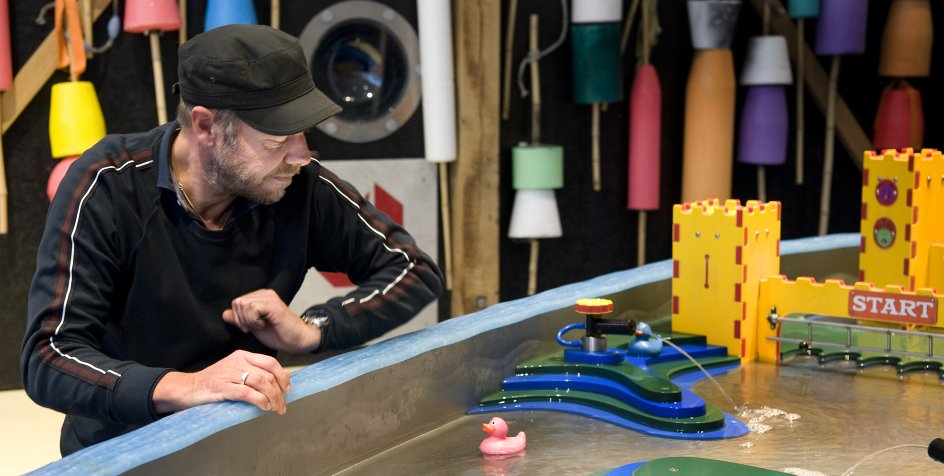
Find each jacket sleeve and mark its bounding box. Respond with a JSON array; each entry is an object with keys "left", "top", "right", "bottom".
[
  {"left": 20, "top": 155, "right": 170, "bottom": 426},
  {"left": 304, "top": 165, "right": 444, "bottom": 350}
]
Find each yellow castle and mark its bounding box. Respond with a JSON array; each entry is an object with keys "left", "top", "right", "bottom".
[
  {"left": 859, "top": 149, "right": 944, "bottom": 292},
  {"left": 671, "top": 199, "right": 781, "bottom": 361},
  {"left": 672, "top": 149, "right": 944, "bottom": 363}
]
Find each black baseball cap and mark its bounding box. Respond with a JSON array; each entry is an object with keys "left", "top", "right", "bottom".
[{"left": 175, "top": 24, "right": 341, "bottom": 135}]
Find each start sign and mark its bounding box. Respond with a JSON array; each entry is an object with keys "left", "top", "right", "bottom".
[{"left": 848, "top": 290, "right": 938, "bottom": 325}]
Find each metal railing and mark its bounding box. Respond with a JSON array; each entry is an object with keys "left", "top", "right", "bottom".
[{"left": 767, "top": 312, "right": 944, "bottom": 360}]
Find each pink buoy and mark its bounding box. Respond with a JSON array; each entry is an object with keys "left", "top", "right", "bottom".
[
  {"left": 0, "top": 0, "right": 11, "bottom": 90},
  {"left": 124, "top": 0, "right": 180, "bottom": 33},
  {"left": 47, "top": 157, "right": 78, "bottom": 202},
  {"left": 627, "top": 65, "right": 661, "bottom": 212},
  {"left": 124, "top": 0, "right": 180, "bottom": 125}
]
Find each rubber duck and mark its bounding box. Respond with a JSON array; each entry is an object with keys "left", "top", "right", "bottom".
[
  {"left": 627, "top": 322, "right": 663, "bottom": 356},
  {"left": 479, "top": 416, "right": 527, "bottom": 455}
]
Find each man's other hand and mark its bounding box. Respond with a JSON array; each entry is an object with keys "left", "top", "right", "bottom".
[{"left": 222, "top": 288, "right": 322, "bottom": 353}]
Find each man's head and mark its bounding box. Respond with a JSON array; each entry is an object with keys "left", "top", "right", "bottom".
[{"left": 175, "top": 24, "right": 341, "bottom": 135}]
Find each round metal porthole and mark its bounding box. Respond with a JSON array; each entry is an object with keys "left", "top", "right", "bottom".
[{"left": 299, "top": 1, "right": 421, "bottom": 143}]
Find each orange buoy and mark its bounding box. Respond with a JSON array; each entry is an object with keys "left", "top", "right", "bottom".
[{"left": 681, "top": 50, "right": 736, "bottom": 203}]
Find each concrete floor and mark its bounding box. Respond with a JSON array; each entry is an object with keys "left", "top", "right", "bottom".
[{"left": 0, "top": 389, "right": 62, "bottom": 475}]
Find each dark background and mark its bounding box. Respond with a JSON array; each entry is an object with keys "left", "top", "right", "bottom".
[{"left": 1, "top": 0, "right": 942, "bottom": 389}]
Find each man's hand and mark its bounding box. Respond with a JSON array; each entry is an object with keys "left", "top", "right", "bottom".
[
  {"left": 221, "top": 288, "right": 322, "bottom": 353},
  {"left": 153, "top": 350, "right": 292, "bottom": 414}
]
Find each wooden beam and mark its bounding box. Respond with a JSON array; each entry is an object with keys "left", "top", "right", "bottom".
[
  {"left": 451, "top": 0, "right": 501, "bottom": 315},
  {"left": 749, "top": 0, "right": 870, "bottom": 169},
  {"left": 1, "top": 0, "right": 112, "bottom": 134}
]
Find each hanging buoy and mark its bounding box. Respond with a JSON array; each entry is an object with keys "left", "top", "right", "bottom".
[
  {"left": 627, "top": 64, "right": 661, "bottom": 212},
  {"left": 681, "top": 0, "right": 741, "bottom": 203},
  {"left": 873, "top": 80, "right": 923, "bottom": 151},
  {"left": 205, "top": 0, "right": 258, "bottom": 31},
  {"left": 48, "top": 81, "right": 107, "bottom": 159}
]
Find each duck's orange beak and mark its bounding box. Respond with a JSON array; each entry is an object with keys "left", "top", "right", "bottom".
[{"left": 482, "top": 422, "right": 494, "bottom": 434}]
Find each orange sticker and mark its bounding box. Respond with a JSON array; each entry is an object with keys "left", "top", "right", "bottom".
[{"left": 849, "top": 290, "right": 937, "bottom": 325}]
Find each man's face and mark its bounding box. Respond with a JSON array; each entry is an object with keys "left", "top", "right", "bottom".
[{"left": 206, "top": 123, "right": 311, "bottom": 204}]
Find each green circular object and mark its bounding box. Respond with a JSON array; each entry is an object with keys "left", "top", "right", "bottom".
[
  {"left": 512, "top": 145, "right": 564, "bottom": 190},
  {"left": 571, "top": 23, "right": 623, "bottom": 104}
]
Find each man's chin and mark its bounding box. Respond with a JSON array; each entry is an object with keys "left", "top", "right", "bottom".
[{"left": 252, "top": 188, "right": 288, "bottom": 205}]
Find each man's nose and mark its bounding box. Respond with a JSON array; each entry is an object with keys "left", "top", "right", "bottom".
[{"left": 284, "top": 133, "right": 312, "bottom": 165}]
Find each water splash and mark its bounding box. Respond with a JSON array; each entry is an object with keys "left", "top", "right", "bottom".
[
  {"left": 656, "top": 335, "right": 739, "bottom": 411},
  {"left": 782, "top": 469, "right": 827, "bottom": 476},
  {"left": 840, "top": 444, "right": 927, "bottom": 475},
  {"left": 737, "top": 406, "right": 800, "bottom": 434}
]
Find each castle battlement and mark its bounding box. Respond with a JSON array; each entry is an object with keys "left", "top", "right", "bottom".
[{"left": 860, "top": 148, "right": 944, "bottom": 292}]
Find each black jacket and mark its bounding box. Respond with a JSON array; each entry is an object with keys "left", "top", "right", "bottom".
[{"left": 21, "top": 122, "right": 443, "bottom": 455}]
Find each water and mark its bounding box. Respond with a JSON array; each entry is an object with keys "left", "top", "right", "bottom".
[
  {"left": 657, "top": 335, "right": 810, "bottom": 439},
  {"left": 657, "top": 335, "right": 740, "bottom": 411},
  {"left": 840, "top": 443, "right": 927, "bottom": 475},
  {"left": 335, "top": 359, "right": 944, "bottom": 475}
]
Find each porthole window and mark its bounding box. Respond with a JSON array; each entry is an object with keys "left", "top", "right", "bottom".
[{"left": 299, "top": 1, "right": 420, "bottom": 143}]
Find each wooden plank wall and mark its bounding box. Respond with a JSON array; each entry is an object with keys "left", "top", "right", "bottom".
[{"left": 452, "top": 0, "right": 501, "bottom": 315}]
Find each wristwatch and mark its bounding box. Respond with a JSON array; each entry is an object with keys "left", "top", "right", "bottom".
[{"left": 300, "top": 308, "right": 330, "bottom": 328}]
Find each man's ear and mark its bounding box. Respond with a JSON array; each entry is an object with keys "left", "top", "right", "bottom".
[{"left": 190, "top": 106, "right": 217, "bottom": 144}]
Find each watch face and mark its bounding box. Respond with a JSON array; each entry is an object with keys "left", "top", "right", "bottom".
[{"left": 303, "top": 309, "right": 330, "bottom": 327}]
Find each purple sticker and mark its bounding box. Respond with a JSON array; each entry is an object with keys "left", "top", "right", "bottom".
[{"left": 875, "top": 179, "right": 898, "bottom": 206}]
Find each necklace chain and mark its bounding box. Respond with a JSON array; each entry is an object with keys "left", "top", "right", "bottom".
[{"left": 177, "top": 181, "right": 221, "bottom": 231}]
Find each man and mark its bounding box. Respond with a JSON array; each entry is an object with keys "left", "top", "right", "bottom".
[{"left": 21, "top": 24, "right": 443, "bottom": 456}]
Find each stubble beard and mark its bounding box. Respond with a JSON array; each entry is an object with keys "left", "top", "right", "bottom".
[{"left": 206, "top": 142, "right": 298, "bottom": 205}]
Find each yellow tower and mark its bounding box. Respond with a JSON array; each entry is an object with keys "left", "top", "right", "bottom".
[
  {"left": 672, "top": 199, "right": 781, "bottom": 361},
  {"left": 859, "top": 149, "right": 944, "bottom": 291}
]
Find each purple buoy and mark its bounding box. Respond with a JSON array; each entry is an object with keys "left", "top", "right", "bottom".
[
  {"left": 737, "top": 86, "right": 789, "bottom": 166},
  {"left": 814, "top": 0, "right": 869, "bottom": 55}
]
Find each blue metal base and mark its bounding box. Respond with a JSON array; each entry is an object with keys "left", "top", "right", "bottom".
[{"left": 563, "top": 347, "right": 627, "bottom": 365}]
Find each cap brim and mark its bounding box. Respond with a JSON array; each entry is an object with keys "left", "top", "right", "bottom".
[{"left": 234, "top": 87, "right": 342, "bottom": 136}]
